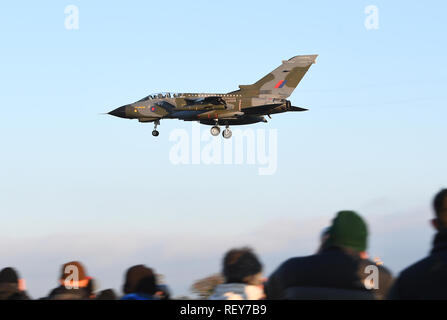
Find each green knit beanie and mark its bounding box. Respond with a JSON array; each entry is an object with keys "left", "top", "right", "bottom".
[{"left": 326, "top": 211, "right": 368, "bottom": 252}]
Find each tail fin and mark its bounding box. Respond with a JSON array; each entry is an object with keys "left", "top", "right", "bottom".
[{"left": 236, "top": 55, "right": 317, "bottom": 98}]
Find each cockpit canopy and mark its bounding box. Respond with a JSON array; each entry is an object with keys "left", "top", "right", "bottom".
[{"left": 137, "top": 92, "right": 183, "bottom": 102}]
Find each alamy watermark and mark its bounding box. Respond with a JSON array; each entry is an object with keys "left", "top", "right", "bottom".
[
  {"left": 364, "top": 5, "right": 379, "bottom": 30},
  {"left": 364, "top": 264, "right": 379, "bottom": 289},
  {"left": 64, "top": 5, "right": 79, "bottom": 30},
  {"left": 63, "top": 264, "right": 79, "bottom": 289},
  {"left": 169, "top": 122, "right": 278, "bottom": 175}
]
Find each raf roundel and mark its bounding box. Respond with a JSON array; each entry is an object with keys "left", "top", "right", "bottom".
[{"left": 151, "top": 106, "right": 156, "bottom": 112}]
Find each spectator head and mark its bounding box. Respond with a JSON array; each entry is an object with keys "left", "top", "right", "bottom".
[
  {"left": 222, "top": 247, "right": 263, "bottom": 285},
  {"left": 432, "top": 189, "right": 447, "bottom": 230},
  {"left": 326, "top": 211, "right": 368, "bottom": 254},
  {"left": 0, "top": 267, "right": 26, "bottom": 291},
  {"left": 96, "top": 289, "right": 117, "bottom": 300},
  {"left": 122, "top": 265, "right": 157, "bottom": 296},
  {"left": 59, "top": 261, "right": 89, "bottom": 289}
]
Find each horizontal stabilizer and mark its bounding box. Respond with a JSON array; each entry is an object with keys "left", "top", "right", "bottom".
[{"left": 241, "top": 103, "right": 283, "bottom": 115}]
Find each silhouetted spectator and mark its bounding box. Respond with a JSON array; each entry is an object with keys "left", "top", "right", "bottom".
[
  {"left": 388, "top": 189, "right": 447, "bottom": 299},
  {"left": 265, "top": 211, "right": 393, "bottom": 299},
  {"left": 155, "top": 284, "right": 171, "bottom": 300},
  {"left": 0, "top": 267, "right": 30, "bottom": 300},
  {"left": 85, "top": 277, "right": 96, "bottom": 298},
  {"left": 44, "top": 261, "right": 92, "bottom": 300},
  {"left": 96, "top": 289, "right": 117, "bottom": 300},
  {"left": 121, "top": 265, "right": 159, "bottom": 300},
  {"left": 316, "top": 226, "right": 331, "bottom": 253},
  {"left": 209, "top": 247, "right": 265, "bottom": 300}
]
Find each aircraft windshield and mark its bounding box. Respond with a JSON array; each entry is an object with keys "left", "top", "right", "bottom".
[{"left": 137, "top": 92, "right": 183, "bottom": 102}]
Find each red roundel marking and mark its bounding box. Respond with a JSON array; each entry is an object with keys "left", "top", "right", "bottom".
[{"left": 151, "top": 106, "right": 156, "bottom": 112}]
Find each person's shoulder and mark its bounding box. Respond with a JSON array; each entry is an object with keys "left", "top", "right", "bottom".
[
  {"left": 368, "top": 260, "right": 393, "bottom": 276},
  {"left": 268, "top": 254, "right": 323, "bottom": 280},
  {"left": 378, "top": 265, "right": 393, "bottom": 279},
  {"left": 387, "top": 255, "right": 434, "bottom": 299},
  {"left": 44, "top": 286, "right": 61, "bottom": 299},
  {"left": 358, "top": 257, "right": 393, "bottom": 278},
  {"left": 279, "top": 254, "right": 320, "bottom": 268},
  {"left": 11, "top": 291, "right": 31, "bottom": 300},
  {"left": 45, "top": 286, "right": 90, "bottom": 300},
  {"left": 398, "top": 255, "right": 434, "bottom": 280}
]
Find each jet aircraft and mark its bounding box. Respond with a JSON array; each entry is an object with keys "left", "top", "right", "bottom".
[{"left": 108, "top": 54, "right": 318, "bottom": 138}]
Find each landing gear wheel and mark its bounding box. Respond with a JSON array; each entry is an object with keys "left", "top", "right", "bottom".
[
  {"left": 152, "top": 120, "right": 160, "bottom": 137},
  {"left": 222, "top": 128, "right": 232, "bottom": 139},
  {"left": 210, "top": 126, "right": 220, "bottom": 136}
]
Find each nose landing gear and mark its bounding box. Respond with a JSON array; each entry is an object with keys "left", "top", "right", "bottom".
[{"left": 152, "top": 120, "right": 160, "bottom": 137}]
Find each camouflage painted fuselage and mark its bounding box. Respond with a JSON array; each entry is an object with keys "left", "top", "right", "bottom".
[{"left": 109, "top": 55, "right": 318, "bottom": 127}]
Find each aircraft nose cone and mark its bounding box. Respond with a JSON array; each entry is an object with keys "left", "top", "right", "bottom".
[{"left": 108, "top": 106, "right": 127, "bottom": 118}]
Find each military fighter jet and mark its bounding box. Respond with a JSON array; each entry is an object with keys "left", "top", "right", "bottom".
[{"left": 108, "top": 54, "right": 317, "bottom": 138}]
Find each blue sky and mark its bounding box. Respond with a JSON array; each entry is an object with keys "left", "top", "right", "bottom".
[{"left": 0, "top": 1, "right": 446, "bottom": 298}]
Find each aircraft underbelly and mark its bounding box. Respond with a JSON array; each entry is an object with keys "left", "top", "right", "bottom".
[
  {"left": 169, "top": 110, "right": 207, "bottom": 119},
  {"left": 200, "top": 115, "right": 266, "bottom": 126}
]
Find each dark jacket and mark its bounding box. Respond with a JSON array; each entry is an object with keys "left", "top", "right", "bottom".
[
  {"left": 265, "top": 246, "right": 393, "bottom": 300},
  {"left": 0, "top": 283, "right": 30, "bottom": 300},
  {"left": 44, "top": 285, "right": 92, "bottom": 300},
  {"left": 388, "top": 230, "right": 447, "bottom": 299}
]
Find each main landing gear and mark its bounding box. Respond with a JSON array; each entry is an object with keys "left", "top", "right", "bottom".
[
  {"left": 210, "top": 126, "right": 220, "bottom": 136},
  {"left": 210, "top": 122, "right": 232, "bottom": 139},
  {"left": 210, "top": 119, "right": 221, "bottom": 136},
  {"left": 152, "top": 120, "right": 160, "bottom": 137},
  {"left": 222, "top": 124, "right": 232, "bottom": 139}
]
